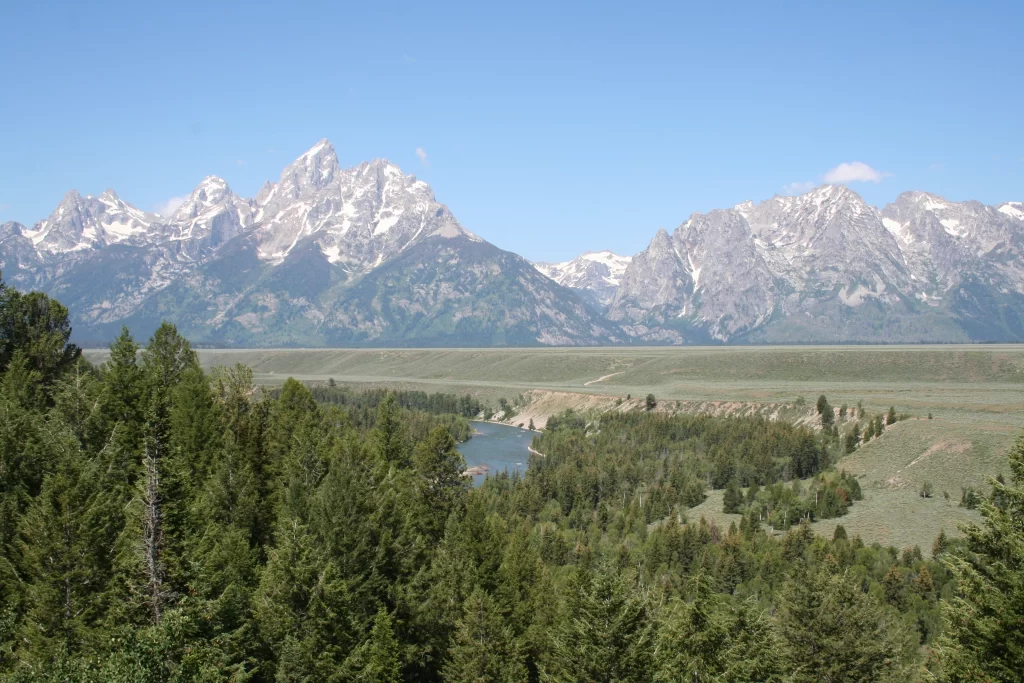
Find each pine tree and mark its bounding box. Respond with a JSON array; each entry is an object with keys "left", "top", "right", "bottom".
[
  {"left": 817, "top": 395, "right": 834, "bottom": 428},
  {"left": 845, "top": 422, "right": 861, "bottom": 453},
  {"left": 777, "top": 565, "right": 912, "bottom": 682},
  {"left": 937, "top": 431, "right": 1024, "bottom": 681},
  {"left": 496, "top": 520, "right": 553, "bottom": 672},
  {"left": 722, "top": 478, "right": 743, "bottom": 514},
  {"left": 887, "top": 406, "right": 897, "bottom": 425},
  {"left": 413, "top": 426, "right": 468, "bottom": 536},
  {"left": 348, "top": 607, "right": 402, "bottom": 683},
  {"left": 653, "top": 573, "right": 729, "bottom": 681},
  {"left": 17, "top": 421, "right": 114, "bottom": 663},
  {"left": 721, "top": 599, "right": 785, "bottom": 683},
  {"left": 0, "top": 288, "right": 81, "bottom": 389},
  {"left": 912, "top": 565, "right": 935, "bottom": 598},
  {"left": 255, "top": 516, "right": 354, "bottom": 679},
  {"left": 96, "top": 328, "right": 145, "bottom": 496},
  {"left": 882, "top": 565, "right": 908, "bottom": 610},
  {"left": 443, "top": 587, "right": 527, "bottom": 683},
  {"left": 266, "top": 378, "right": 319, "bottom": 463},
  {"left": 372, "top": 394, "right": 410, "bottom": 468},
  {"left": 542, "top": 563, "right": 652, "bottom": 682}
]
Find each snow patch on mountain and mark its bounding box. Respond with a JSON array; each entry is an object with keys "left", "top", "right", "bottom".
[{"left": 534, "top": 250, "right": 632, "bottom": 307}]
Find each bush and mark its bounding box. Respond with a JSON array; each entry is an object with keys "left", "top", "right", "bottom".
[
  {"left": 920, "top": 481, "right": 933, "bottom": 498},
  {"left": 645, "top": 394, "right": 657, "bottom": 411}
]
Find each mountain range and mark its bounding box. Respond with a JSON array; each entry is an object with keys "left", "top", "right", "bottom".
[{"left": 2, "top": 139, "right": 1022, "bottom": 346}]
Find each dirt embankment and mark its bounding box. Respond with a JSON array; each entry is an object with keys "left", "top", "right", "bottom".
[{"left": 491, "top": 389, "right": 820, "bottom": 430}]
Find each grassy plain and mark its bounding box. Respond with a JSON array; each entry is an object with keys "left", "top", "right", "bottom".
[{"left": 84, "top": 345, "right": 1024, "bottom": 552}]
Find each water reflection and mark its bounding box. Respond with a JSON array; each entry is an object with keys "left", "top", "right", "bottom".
[{"left": 456, "top": 421, "right": 534, "bottom": 487}]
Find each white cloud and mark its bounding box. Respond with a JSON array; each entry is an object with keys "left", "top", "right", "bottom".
[
  {"left": 415, "top": 147, "right": 428, "bottom": 166},
  {"left": 822, "top": 161, "right": 888, "bottom": 184},
  {"left": 783, "top": 181, "right": 816, "bottom": 195},
  {"left": 154, "top": 195, "right": 187, "bottom": 217}
]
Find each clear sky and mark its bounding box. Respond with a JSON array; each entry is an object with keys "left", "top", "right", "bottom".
[{"left": 1, "top": 0, "right": 1021, "bottom": 262}]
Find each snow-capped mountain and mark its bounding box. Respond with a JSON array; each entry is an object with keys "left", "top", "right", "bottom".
[
  {"left": 3, "top": 143, "right": 1022, "bottom": 346},
  {"left": 533, "top": 251, "right": 631, "bottom": 308},
  {"left": 252, "top": 139, "right": 477, "bottom": 271},
  {"left": 608, "top": 185, "right": 1024, "bottom": 343},
  {"left": 0, "top": 140, "right": 619, "bottom": 347}
]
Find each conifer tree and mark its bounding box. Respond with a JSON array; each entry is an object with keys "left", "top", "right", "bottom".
[
  {"left": 0, "top": 288, "right": 81, "bottom": 389},
  {"left": 777, "top": 564, "right": 912, "bottom": 682},
  {"left": 347, "top": 607, "right": 403, "bottom": 683},
  {"left": 722, "top": 478, "right": 743, "bottom": 514},
  {"left": 817, "top": 394, "right": 834, "bottom": 428},
  {"left": 721, "top": 599, "right": 785, "bottom": 683},
  {"left": 937, "top": 432, "right": 1024, "bottom": 681},
  {"left": 372, "top": 394, "right": 410, "bottom": 468},
  {"left": 443, "top": 587, "right": 527, "bottom": 683},
  {"left": 653, "top": 573, "right": 729, "bottom": 681},
  {"left": 17, "top": 422, "right": 112, "bottom": 663},
  {"left": 543, "top": 562, "right": 652, "bottom": 682},
  {"left": 413, "top": 426, "right": 468, "bottom": 535}
]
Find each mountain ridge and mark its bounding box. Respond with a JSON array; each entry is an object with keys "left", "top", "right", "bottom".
[{"left": 1, "top": 140, "right": 1021, "bottom": 346}]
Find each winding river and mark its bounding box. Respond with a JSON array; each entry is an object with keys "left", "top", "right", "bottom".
[{"left": 457, "top": 421, "right": 535, "bottom": 486}]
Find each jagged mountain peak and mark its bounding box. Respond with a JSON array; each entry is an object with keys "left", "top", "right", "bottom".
[
  {"left": 0, "top": 221, "right": 25, "bottom": 240},
  {"left": 892, "top": 190, "right": 957, "bottom": 212},
  {"left": 275, "top": 138, "right": 341, "bottom": 196},
  {"left": 58, "top": 189, "right": 84, "bottom": 206},
  {"left": 533, "top": 250, "right": 632, "bottom": 308},
  {"left": 7, "top": 140, "right": 1023, "bottom": 347},
  {"left": 172, "top": 175, "right": 237, "bottom": 221},
  {"left": 650, "top": 227, "right": 674, "bottom": 248}
]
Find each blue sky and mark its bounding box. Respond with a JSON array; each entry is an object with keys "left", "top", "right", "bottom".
[{"left": 1, "top": 0, "right": 1021, "bottom": 262}]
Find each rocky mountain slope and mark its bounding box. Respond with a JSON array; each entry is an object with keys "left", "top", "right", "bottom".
[
  {"left": 0, "top": 140, "right": 620, "bottom": 347},
  {"left": 606, "top": 185, "right": 1024, "bottom": 343},
  {"left": 533, "top": 251, "right": 631, "bottom": 308},
  {"left": 3, "top": 141, "right": 1021, "bottom": 346}
]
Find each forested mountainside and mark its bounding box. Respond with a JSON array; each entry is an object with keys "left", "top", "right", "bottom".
[
  {"left": 0, "top": 276, "right": 1022, "bottom": 680},
  {"left": 2, "top": 139, "right": 1022, "bottom": 347}
]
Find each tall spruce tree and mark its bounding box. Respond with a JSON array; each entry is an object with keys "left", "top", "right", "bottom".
[
  {"left": 542, "top": 562, "right": 652, "bottom": 682},
  {"left": 654, "top": 573, "right": 729, "bottom": 682},
  {"left": 443, "top": 587, "right": 527, "bottom": 683},
  {"left": 777, "top": 564, "right": 912, "bottom": 682},
  {"left": 937, "top": 432, "right": 1024, "bottom": 681},
  {"left": 17, "top": 421, "right": 112, "bottom": 666}
]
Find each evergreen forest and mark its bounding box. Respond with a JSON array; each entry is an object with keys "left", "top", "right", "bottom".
[{"left": 0, "top": 278, "right": 1021, "bottom": 682}]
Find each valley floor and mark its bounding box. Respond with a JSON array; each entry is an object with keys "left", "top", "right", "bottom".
[{"left": 85, "top": 344, "right": 1024, "bottom": 553}]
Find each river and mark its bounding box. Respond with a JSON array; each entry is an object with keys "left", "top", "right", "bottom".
[{"left": 457, "top": 421, "right": 535, "bottom": 486}]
